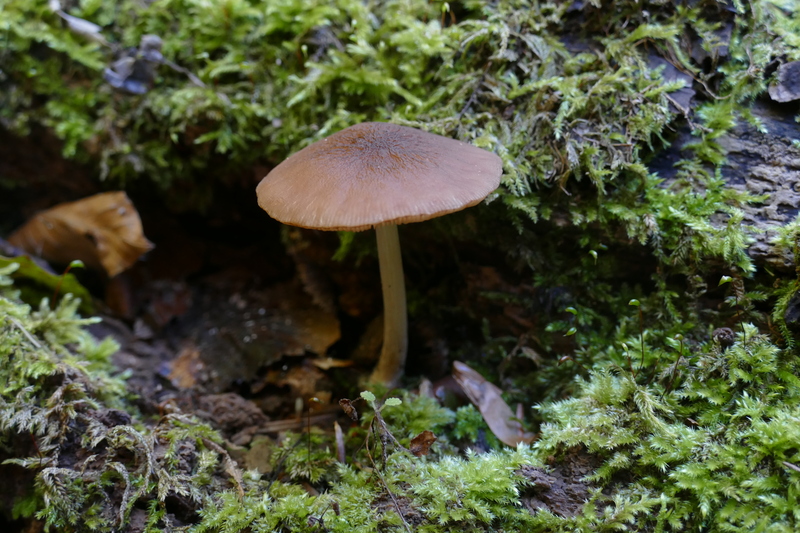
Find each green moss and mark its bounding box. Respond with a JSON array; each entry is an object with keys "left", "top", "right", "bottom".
[
  {"left": 0, "top": 0, "right": 785, "bottom": 201},
  {"left": 536, "top": 325, "right": 800, "bottom": 531},
  {"left": 3, "top": 265, "right": 800, "bottom": 531},
  {"left": 3, "top": 0, "right": 800, "bottom": 530}
]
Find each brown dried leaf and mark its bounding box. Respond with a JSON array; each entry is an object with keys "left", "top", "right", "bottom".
[
  {"left": 339, "top": 398, "right": 358, "bottom": 421},
  {"left": 8, "top": 191, "right": 153, "bottom": 277},
  {"left": 259, "top": 363, "right": 326, "bottom": 399},
  {"left": 409, "top": 430, "right": 437, "bottom": 457},
  {"left": 310, "top": 357, "right": 354, "bottom": 370},
  {"left": 334, "top": 421, "right": 346, "bottom": 464},
  {"left": 169, "top": 344, "right": 204, "bottom": 389},
  {"left": 452, "top": 361, "right": 535, "bottom": 447}
]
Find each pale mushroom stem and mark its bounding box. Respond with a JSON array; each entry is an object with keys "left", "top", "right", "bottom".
[{"left": 370, "top": 223, "right": 408, "bottom": 385}]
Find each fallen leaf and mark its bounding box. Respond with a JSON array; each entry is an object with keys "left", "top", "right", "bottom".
[
  {"left": 339, "top": 398, "right": 358, "bottom": 421},
  {"left": 253, "top": 363, "right": 327, "bottom": 399},
  {"left": 334, "top": 421, "right": 346, "bottom": 463},
  {"left": 169, "top": 344, "right": 205, "bottom": 389},
  {"left": 310, "top": 357, "right": 354, "bottom": 370},
  {"left": 409, "top": 430, "right": 437, "bottom": 457},
  {"left": 8, "top": 192, "right": 154, "bottom": 277},
  {"left": 452, "top": 361, "right": 536, "bottom": 447}
]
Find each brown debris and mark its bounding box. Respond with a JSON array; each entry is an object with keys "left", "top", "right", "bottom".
[
  {"left": 310, "top": 357, "right": 354, "bottom": 370},
  {"left": 518, "top": 449, "right": 596, "bottom": 518},
  {"left": 712, "top": 327, "right": 735, "bottom": 350},
  {"left": 195, "top": 393, "right": 269, "bottom": 439},
  {"left": 409, "top": 430, "right": 437, "bottom": 457},
  {"left": 452, "top": 361, "right": 535, "bottom": 447},
  {"left": 170, "top": 280, "right": 341, "bottom": 393},
  {"left": 253, "top": 409, "right": 339, "bottom": 434},
  {"left": 168, "top": 344, "right": 206, "bottom": 389},
  {"left": 339, "top": 398, "right": 359, "bottom": 421},
  {"left": 252, "top": 361, "right": 330, "bottom": 400},
  {"left": 8, "top": 191, "right": 153, "bottom": 277},
  {"left": 334, "top": 421, "right": 346, "bottom": 463}
]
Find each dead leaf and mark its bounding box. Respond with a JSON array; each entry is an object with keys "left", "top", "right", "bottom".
[
  {"left": 334, "top": 421, "right": 346, "bottom": 463},
  {"left": 339, "top": 398, "right": 358, "bottom": 421},
  {"left": 251, "top": 363, "right": 328, "bottom": 401},
  {"left": 169, "top": 344, "right": 205, "bottom": 389},
  {"left": 409, "top": 430, "right": 437, "bottom": 457},
  {"left": 8, "top": 192, "right": 154, "bottom": 277},
  {"left": 310, "top": 357, "right": 354, "bottom": 370},
  {"left": 452, "top": 361, "right": 536, "bottom": 447}
]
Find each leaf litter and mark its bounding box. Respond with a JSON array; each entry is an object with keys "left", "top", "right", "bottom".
[{"left": 8, "top": 191, "right": 154, "bottom": 277}]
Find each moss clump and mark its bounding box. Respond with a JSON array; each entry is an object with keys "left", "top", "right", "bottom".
[
  {"left": 536, "top": 325, "right": 800, "bottom": 531},
  {"left": 3, "top": 0, "right": 800, "bottom": 530},
  {"left": 3, "top": 0, "right": 796, "bottom": 390},
  {"left": 0, "top": 0, "right": 787, "bottom": 207},
  {"left": 3, "top": 253, "right": 800, "bottom": 531},
  {"left": 0, "top": 262, "right": 242, "bottom": 530}
]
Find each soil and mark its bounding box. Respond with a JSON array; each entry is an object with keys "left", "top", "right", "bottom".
[{"left": 518, "top": 447, "right": 598, "bottom": 518}]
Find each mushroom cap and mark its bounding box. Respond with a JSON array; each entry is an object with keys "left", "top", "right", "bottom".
[{"left": 256, "top": 122, "right": 503, "bottom": 231}]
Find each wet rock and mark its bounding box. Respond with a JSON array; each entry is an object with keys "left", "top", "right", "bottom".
[
  {"left": 769, "top": 61, "right": 800, "bottom": 103},
  {"left": 717, "top": 101, "right": 800, "bottom": 270},
  {"left": 650, "top": 100, "right": 800, "bottom": 271},
  {"left": 783, "top": 290, "right": 800, "bottom": 336},
  {"left": 169, "top": 279, "right": 341, "bottom": 392}
]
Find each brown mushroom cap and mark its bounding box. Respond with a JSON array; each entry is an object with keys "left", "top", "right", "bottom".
[{"left": 256, "top": 122, "right": 503, "bottom": 231}]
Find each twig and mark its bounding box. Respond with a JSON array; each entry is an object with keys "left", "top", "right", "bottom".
[
  {"left": 8, "top": 317, "right": 43, "bottom": 349},
  {"left": 372, "top": 407, "right": 408, "bottom": 457},
  {"left": 783, "top": 461, "right": 800, "bottom": 473}
]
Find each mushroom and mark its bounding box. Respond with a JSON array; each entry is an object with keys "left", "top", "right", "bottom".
[{"left": 256, "top": 122, "right": 502, "bottom": 385}]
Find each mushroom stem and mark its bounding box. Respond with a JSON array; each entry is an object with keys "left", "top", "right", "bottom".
[{"left": 370, "top": 223, "right": 408, "bottom": 385}]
